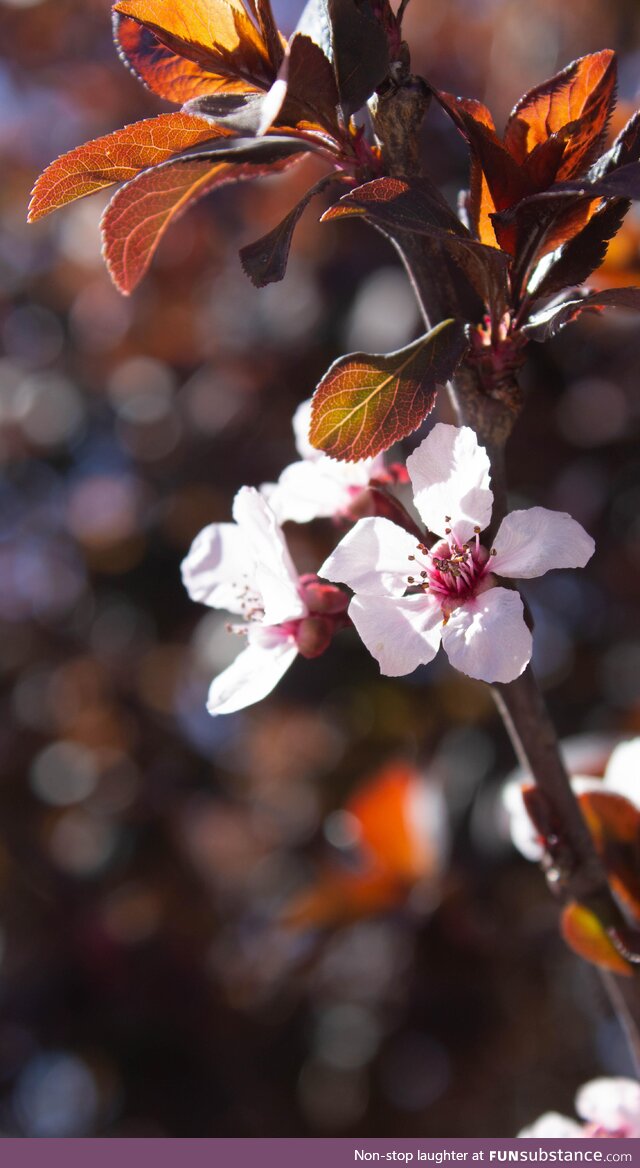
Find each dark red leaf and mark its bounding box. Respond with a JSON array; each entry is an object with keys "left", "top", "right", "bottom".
[
  {"left": 184, "top": 92, "right": 268, "bottom": 134},
  {"left": 278, "top": 34, "right": 340, "bottom": 136},
  {"left": 289, "top": 0, "right": 390, "bottom": 117},
  {"left": 173, "top": 136, "right": 311, "bottom": 163},
  {"left": 529, "top": 199, "right": 629, "bottom": 301},
  {"left": 590, "top": 111, "right": 640, "bottom": 180},
  {"left": 309, "top": 320, "right": 467, "bottom": 461},
  {"left": 240, "top": 173, "right": 338, "bottom": 287},
  {"left": 101, "top": 153, "right": 298, "bottom": 293},
  {"left": 322, "top": 174, "right": 464, "bottom": 233},
  {"left": 495, "top": 161, "right": 640, "bottom": 230},
  {"left": 525, "top": 286, "right": 640, "bottom": 340},
  {"left": 323, "top": 177, "right": 510, "bottom": 318}
]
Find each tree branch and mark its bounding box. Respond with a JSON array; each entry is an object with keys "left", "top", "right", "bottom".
[{"left": 369, "top": 63, "right": 640, "bottom": 1065}]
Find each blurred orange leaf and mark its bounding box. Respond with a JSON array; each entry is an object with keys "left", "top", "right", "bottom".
[
  {"left": 282, "top": 761, "right": 443, "bottom": 929},
  {"left": 561, "top": 901, "right": 633, "bottom": 976},
  {"left": 579, "top": 790, "right": 640, "bottom": 920},
  {"left": 28, "top": 114, "right": 222, "bottom": 223}
]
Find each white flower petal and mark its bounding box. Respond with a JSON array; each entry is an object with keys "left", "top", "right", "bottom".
[
  {"left": 502, "top": 780, "right": 544, "bottom": 861},
  {"left": 407, "top": 423, "right": 493, "bottom": 544},
  {"left": 349, "top": 592, "right": 442, "bottom": 676},
  {"left": 441, "top": 587, "right": 532, "bottom": 683},
  {"left": 265, "top": 460, "right": 356, "bottom": 524},
  {"left": 518, "top": 1113, "right": 583, "bottom": 1138},
  {"left": 492, "top": 507, "right": 595, "bottom": 579},
  {"left": 576, "top": 1078, "right": 640, "bottom": 1136},
  {"left": 206, "top": 631, "right": 298, "bottom": 716},
  {"left": 320, "top": 517, "right": 418, "bottom": 596},
  {"left": 232, "top": 487, "right": 306, "bottom": 624},
  {"left": 603, "top": 738, "right": 640, "bottom": 809},
  {"left": 180, "top": 522, "right": 247, "bottom": 613},
  {"left": 292, "top": 399, "right": 318, "bottom": 461}
]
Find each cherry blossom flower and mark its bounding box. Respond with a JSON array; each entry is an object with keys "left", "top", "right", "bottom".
[
  {"left": 319, "top": 424, "right": 595, "bottom": 685},
  {"left": 262, "top": 399, "right": 397, "bottom": 524},
  {"left": 519, "top": 1077, "right": 640, "bottom": 1137},
  {"left": 181, "top": 487, "right": 347, "bottom": 715},
  {"left": 504, "top": 736, "right": 640, "bottom": 861}
]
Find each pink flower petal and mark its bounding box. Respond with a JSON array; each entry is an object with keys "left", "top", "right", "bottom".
[
  {"left": 518, "top": 1113, "right": 584, "bottom": 1138},
  {"left": 232, "top": 487, "right": 306, "bottom": 624},
  {"left": 603, "top": 739, "right": 640, "bottom": 808},
  {"left": 292, "top": 399, "right": 319, "bottom": 462},
  {"left": 180, "top": 522, "right": 248, "bottom": 613},
  {"left": 492, "top": 507, "right": 595, "bottom": 579},
  {"left": 349, "top": 592, "right": 442, "bottom": 676},
  {"left": 441, "top": 587, "right": 532, "bottom": 683},
  {"left": 576, "top": 1078, "right": 640, "bottom": 1136},
  {"left": 206, "top": 630, "right": 298, "bottom": 716},
  {"left": 407, "top": 423, "right": 493, "bottom": 544},
  {"left": 265, "top": 460, "right": 361, "bottom": 524},
  {"left": 320, "top": 517, "right": 417, "bottom": 596}
]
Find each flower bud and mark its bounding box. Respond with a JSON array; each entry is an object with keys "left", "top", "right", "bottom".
[
  {"left": 295, "top": 615, "right": 334, "bottom": 659},
  {"left": 298, "top": 574, "right": 349, "bottom": 615}
]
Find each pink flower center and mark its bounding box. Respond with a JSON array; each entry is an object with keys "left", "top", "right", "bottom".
[{"left": 407, "top": 526, "right": 495, "bottom": 615}]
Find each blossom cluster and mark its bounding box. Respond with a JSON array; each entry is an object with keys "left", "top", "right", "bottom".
[
  {"left": 519, "top": 1077, "right": 640, "bottom": 1138},
  {"left": 182, "top": 415, "right": 594, "bottom": 715}
]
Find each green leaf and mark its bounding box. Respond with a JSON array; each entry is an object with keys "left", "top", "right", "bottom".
[{"left": 309, "top": 320, "right": 467, "bottom": 462}]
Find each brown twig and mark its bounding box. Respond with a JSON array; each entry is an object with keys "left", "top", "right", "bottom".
[{"left": 369, "top": 62, "right": 640, "bottom": 1067}]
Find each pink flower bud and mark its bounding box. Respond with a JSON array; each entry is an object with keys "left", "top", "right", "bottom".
[
  {"left": 298, "top": 575, "right": 349, "bottom": 615},
  {"left": 295, "top": 615, "right": 334, "bottom": 659}
]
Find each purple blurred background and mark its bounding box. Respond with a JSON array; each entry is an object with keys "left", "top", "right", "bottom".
[{"left": 1, "top": 0, "right": 640, "bottom": 1136}]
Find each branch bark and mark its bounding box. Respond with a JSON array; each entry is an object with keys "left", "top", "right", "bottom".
[{"left": 368, "top": 62, "right": 640, "bottom": 1063}]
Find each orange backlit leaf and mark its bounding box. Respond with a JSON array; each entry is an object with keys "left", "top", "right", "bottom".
[
  {"left": 456, "top": 97, "right": 499, "bottom": 247},
  {"left": 561, "top": 901, "right": 633, "bottom": 976},
  {"left": 101, "top": 151, "right": 299, "bottom": 293},
  {"left": 114, "top": 0, "right": 273, "bottom": 91},
  {"left": 114, "top": 13, "right": 261, "bottom": 103},
  {"left": 504, "top": 50, "right": 617, "bottom": 176},
  {"left": 28, "top": 113, "right": 222, "bottom": 223},
  {"left": 309, "top": 319, "right": 467, "bottom": 462},
  {"left": 436, "top": 91, "right": 527, "bottom": 214}
]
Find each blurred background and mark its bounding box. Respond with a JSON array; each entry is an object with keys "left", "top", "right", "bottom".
[{"left": 1, "top": 0, "right": 640, "bottom": 1137}]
